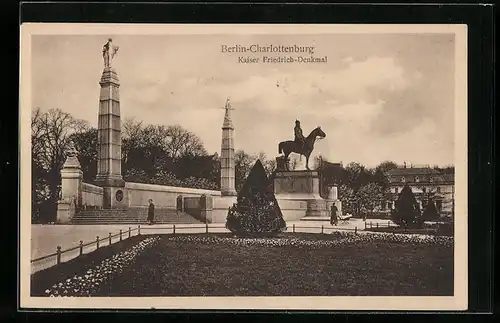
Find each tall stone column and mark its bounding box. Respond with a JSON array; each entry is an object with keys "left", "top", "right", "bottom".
[
  {"left": 95, "top": 67, "right": 125, "bottom": 187},
  {"left": 94, "top": 66, "right": 126, "bottom": 208},
  {"left": 220, "top": 98, "right": 237, "bottom": 196}
]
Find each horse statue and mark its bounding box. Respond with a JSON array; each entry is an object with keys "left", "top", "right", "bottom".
[{"left": 278, "top": 126, "right": 326, "bottom": 171}]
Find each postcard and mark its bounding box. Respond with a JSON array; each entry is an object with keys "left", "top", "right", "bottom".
[{"left": 20, "top": 23, "right": 467, "bottom": 310}]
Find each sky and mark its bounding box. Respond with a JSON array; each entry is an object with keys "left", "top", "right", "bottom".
[{"left": 31, "top": 33, "right": 455, "bottom": 167}]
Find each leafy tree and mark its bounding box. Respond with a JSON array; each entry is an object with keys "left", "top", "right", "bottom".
[
  {"left": 226, "top": 160, "right": 286, "bottom": 236},
  {"left": 357, "top": 182, "right": 385, "bottom": 218},
  {"left": 234, "top": 150, "right": 254, "bottom": 191},
  {"left": 121, "top": 119, "right": 208, "bottom": 180},
  {"left": 123, "top": 168, "right": 149, "bottom": 183},
  {"left": 338, "top": 184, "right": 356, "bottom": 215},
  {"left": 373, "top": 160, "right": 398, "bottom": 188},
  {"left": 391, "top": 185, "right": 422, "bottom": 228},
  {"left": 343, "top": 162, "right": 374, "bottom": 190},
  {"left": 150, "top": 170, "right": 181, "bottom": 186}
]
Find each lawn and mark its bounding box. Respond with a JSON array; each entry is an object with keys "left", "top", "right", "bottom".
[{"left": 94, "top": 233, "right": 453, "bottom": 296}]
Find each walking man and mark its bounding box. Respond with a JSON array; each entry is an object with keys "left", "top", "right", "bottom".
[{"left": 148, "top": 199, "right": 155, "bottom": 225}]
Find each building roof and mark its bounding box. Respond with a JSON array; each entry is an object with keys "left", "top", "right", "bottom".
[
  {"left": 385, "top": 166, "right": 454, "bottom": 184},
  {"left": 386, "top": 167, "right": 441, "bottom": 176}
]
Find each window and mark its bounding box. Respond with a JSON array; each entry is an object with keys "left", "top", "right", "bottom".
[
  {"left": 436, "top": 187, "right": 441, "bottom": 193},
  {"left": 436, "top": 200, "right": 442, "bottom": 211}
]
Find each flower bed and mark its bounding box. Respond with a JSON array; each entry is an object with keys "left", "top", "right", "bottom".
[
  {"left": 162, "top": 231, "right": 453, "bottom": 249},
  {"left": 94, "top": 233, "right": 453, "bottom": 296},
  {"left": 40, "top": 236, "right": 160, "bottom": 297}
]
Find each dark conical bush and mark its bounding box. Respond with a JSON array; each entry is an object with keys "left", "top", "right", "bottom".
[
  {"left": 422, "top": 199, "right": 439, "bottom": 221},
  {"left": 391, "top": 185, "right": 422, "bottom": 228},
  {"left": 226, "top": 159, "right": 286, "bottom": 236}
]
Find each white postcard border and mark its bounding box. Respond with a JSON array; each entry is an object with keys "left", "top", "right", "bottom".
[{"left": 20, "top": 23, "right": 468, "bottom": 311}]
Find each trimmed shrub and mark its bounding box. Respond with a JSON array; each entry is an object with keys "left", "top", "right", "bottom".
[
  {"left": 422, "top": 199, "right": 440, "bottom": 221},
  {"left": 226, "top": 160, "right": 286, "bottom": 236},
  {"left": 391, "top": 185, "right": 422, "bottom": 228}
]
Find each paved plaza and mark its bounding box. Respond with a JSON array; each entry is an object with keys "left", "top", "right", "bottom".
[{"left": 31, "top": 218, "right": 395, "bottom": 273}]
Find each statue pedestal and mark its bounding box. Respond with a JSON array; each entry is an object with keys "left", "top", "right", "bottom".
[{"left": 273, "top": 170, "right": 329, "bottom": 219}]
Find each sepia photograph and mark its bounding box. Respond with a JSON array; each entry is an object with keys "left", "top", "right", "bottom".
[{"left": 20, "top": 23, "right": 467, "bottom": 310}]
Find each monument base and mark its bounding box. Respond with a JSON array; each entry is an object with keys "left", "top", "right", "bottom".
[
  {"left": 306, "top": 198, "right": 328, "bottom": 217},
  {"left": 274, "top": 170, "right": 321, "bottom": 199},
  {"left": 101, "top": 186, "right": 129, "bottom": 209},
  {"left": 56, "top": 198, "right": 76, "bottom": 224},
  {"left": 273, "top": 170, "right": 329, "bottom": 219}
]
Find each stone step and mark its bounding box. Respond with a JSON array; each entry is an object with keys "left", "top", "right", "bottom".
[{"left": 300, "top": 216, "right": 331, "bottom": 221}]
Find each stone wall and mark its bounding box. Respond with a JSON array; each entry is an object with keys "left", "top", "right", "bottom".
[
  {"left": 125, "top": 182, "right": 221, "bottom": 208},
  {"left": 183, "top": 195, "right": 309, "bottom": 224},
  {"left": 81, "top": 182, "right": 104, "bottom": 208},
  {"left": 184, "top": 196, "right": 201, "bottom": 218}
]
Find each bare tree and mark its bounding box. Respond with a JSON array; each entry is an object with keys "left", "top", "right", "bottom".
[
  {"left": 31, "top": 108, "right": 89, "bottom": 222},
  {"left": 164, "top": 124, "right": 207, "bottom": 158}
]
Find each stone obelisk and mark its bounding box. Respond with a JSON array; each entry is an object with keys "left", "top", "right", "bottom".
[
  {"left": 95, "top": 38, "right": 125, "bottom": 208},
  {"left": 220, "top": 98, "right": 237, "bottom": 196}
]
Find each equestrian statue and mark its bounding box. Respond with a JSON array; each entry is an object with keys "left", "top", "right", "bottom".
[{"left": 278, "top": 120, "right": 326, "bottom": 171}]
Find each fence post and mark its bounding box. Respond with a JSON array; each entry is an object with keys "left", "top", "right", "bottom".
[
  {"left": 206, "top": 223, "right": 208, "bottom": 234},
  {"left": 321, "top": 225, "right": 324, "bottom": 234},
  {"left": 119, "top": 230, "right": 122, "bottom": 241},
  {"left": 109, "top": 232, "right": 112, "bottom": 245},
  {"left": 96, "top": 236, "right": 99, "bottom": 249},
  {"left": 376, "top": 223, "right": 379, "bottom": 228},
  {"left": 79, "top": 240, "right": 83, "bottom": 256},
  {"left": 138, "top": 225, "right": 141, "bottom": 236},
  {"left": 355, "top": 227, "right": 357, "bottom": 234},
  {"left": 128, "top": 226, "right": 131, "bottom": 238},
  {"left": 293, "top": 224, "right": 295, "bottom": 233},
  {"left": 388, "top": 221, "right": 390, "bottom": 227},
  {"left": 370, "top": 222, "right": 373, "bottom": 228},
  {"left": 56, "top": 246, "right": 61, "bottom": 264},
  {"left": 365, "top": 221, "right": 367, "bottom": 229},
  {"left": 173, "top": 224, "right": 176, "bottom": 235}
]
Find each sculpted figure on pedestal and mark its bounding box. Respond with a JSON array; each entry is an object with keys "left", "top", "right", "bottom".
[
  {"left": 278, "top": 120, "right": 326, "bottom": 171},
  {"left": 102, "top": 38, "right": 120, "bottom": 68}
]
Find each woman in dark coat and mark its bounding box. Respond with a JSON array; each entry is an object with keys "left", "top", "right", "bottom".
[
  {"left": 147, "top": 199, "right": 155, "bottom": 225},
  {"left": 330, "top": 204, "right": 338, "bottom": 226}
]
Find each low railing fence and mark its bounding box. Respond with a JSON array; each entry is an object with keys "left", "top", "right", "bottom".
[
  {"left": 31, "top": 226, "right": 141, "bottom": 270},
  {"left": 31, "top": 221, "right": 440, "bottom": 271}
]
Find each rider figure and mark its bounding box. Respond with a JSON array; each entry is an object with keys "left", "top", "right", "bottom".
[{"left": 294, "top": 120, "right": 307, "bottom": 150}]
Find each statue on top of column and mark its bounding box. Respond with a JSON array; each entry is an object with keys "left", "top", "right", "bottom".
[
  {"left": 102, "top": 38, "right": 120, "bottom": 68},
  {"left": 225, "top": 97, "right": 232, "bottom": 110}
]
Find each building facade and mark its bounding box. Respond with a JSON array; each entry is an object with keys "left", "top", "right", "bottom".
[{"left": 384, "top": 164, "right": 455, "bottom": 218}]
